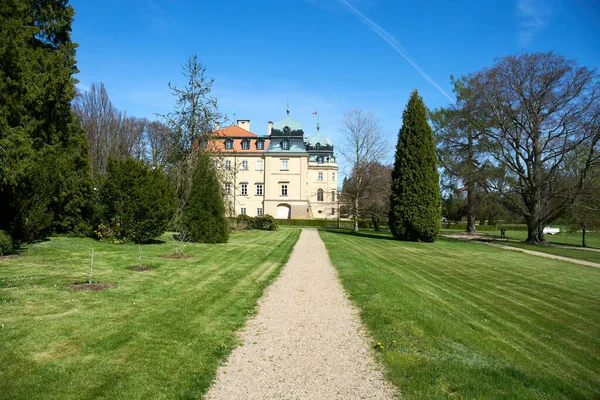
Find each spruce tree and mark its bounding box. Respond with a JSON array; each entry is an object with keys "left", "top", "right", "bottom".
[
  {"left": 181, "top": 152, "right": 229, "bottom": 243},
  {"left": 389, "top": 90, "right": 441, "bottom": 242},
  {"left": 0, "top": 0, "right": 93, "bottom": 242}
]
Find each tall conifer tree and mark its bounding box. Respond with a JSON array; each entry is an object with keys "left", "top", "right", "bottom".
[
  {"left": 180, "top": 151, "right": 229, "bottom": 243},
  {"left": 0, "top": 0, "right": 92, "bottom": 242},
  {"left": 389, "top": 90, "right": 441, "bottom": 242}
]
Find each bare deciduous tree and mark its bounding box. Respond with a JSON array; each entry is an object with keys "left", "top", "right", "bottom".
[
  {"left": 339, "top": 109, "right": 388, "bottom": 232},
  {"left": 73, "top": 82, "right": 150, "bottom": 179},
  {"left": 465, "top": 52, "right": 600, "bottom": 243}
]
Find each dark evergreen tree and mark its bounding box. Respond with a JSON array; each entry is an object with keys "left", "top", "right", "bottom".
[
  {"left": 389, "top": 90, "right": 441, "bottom": 242},
  {"left": 97, "top": 158, "right": 175, "bottom": 243},
  {"left": 0, "top": 0, "right": 93, "bottom": 243},
  {"left": 181, "top": 152, "right": 229, "bottom": 243}
]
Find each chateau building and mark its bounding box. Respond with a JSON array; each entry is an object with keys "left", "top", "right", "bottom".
[{"left": 209, "top": 111, "right": 338, "bottom": 219}]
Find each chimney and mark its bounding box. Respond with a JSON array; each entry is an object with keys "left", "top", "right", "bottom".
[
  {"left": 215, "top": 122, "right": 220, "bottom": 131},
  {"left": 268, "top": 121, "right": 273, "bottom": 135},
  {"left": 237, "top": 119, "right": 250, "bottom": 132}
]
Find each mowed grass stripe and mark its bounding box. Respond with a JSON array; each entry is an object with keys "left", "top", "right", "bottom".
[
  {"left": 339, "top": 236, "right": 600, "bottom": 377},
  {"left": 0, "top": 229, "right": 300, "bottom": 399},
  {"left": 320, "top": 230, "right": 600, "bottom": 399}
]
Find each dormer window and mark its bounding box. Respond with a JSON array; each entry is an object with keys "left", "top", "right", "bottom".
[
  {"left": 256, "top": 140, "right": 264, "bottom": 150},
  {"left": 241, "top": 139, "right": 250, "bottom": 150},
  {"left": 315, "top": 143, "right": 321, "bottom": 150},
  {"left": 317, "top": 156, "right": 324, "bottom": 164},
  {"left": 283, "top": 126, "right": 290, "bottom": 133},
  {"left": 225, "top": 139, "right": 233, "bottom": 150},
  {"left": 281, "top": 140, "right": 290, "bottom": 150}
]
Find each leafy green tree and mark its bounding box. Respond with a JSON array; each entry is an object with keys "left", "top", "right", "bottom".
[
  {"left": 389, "top": 90, "right": 441, "bottom": 242},
  {"left": 430, "top": 77, "right": 489, "bottom": 233},
  {"left": 0, "top": 0, "right": 93, "bottom": 243},
  {"left": 181, "top": 152, "right": 229, "bottom": 243},
  {"left": 97, "top": 158, "right": 175, "bottom": 243}
]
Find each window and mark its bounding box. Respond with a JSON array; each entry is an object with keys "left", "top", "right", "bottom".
[
  {"left": 332, "top": 172, "right": 335, "bottom": 181},
  {"left": 242, "top": 160, "right": 248, "bottom": 170},
  {"left": 331, "top": 208, "right": 336, "bottom": 215},
  {"left": 225, "top": 139, "right": 233, "bottom": 150},
  {"left": 241, "top": 139, "right": 250, "bottom": 150},
  {"left": 317, "top": 188, "right": 324, "bottom": 201},
  {"left": 256, "top": 184, "right": 263, "bottom": 196},
  {"left": 281, "top": 140, "right": 290, "bottom": 150},
  {"left": 331, "top": 191, "right": 336, "bottom": 201},
  {"left": 281, "top": 184, "right": 288, "bottom": 196},
  {"left": 317, "top": 156, "right": 324, "bottom": 164},
  {"left": 281, "top": 159, "right": 288, "bottom": 170},
  {"left": 257, "top": 159, "right": 263, "bottom": 170},
  {"left": 240, "top": 207, "right": 246, "bottom": 215},
  {"left": 257, "top": 207, "right": 263, "bottom": 216},
  {"left": 256, "top": 140, "right": 264, "bottom": 150},
  {"left": 225, "top": 160, "right": 231, "bottom": 170},
  {"left": 224, "top": 183, "right": 232, "bottom": 195},
  {"left": 318, "top": 172, "right": 323, "bottom": 181},
  {"left": 241, "top": 184, "right": 248, "bottom": 196}
]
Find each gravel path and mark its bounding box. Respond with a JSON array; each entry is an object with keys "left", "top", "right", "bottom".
[{"left": 205, "top": 228, "right": 397, "bottom": 400}]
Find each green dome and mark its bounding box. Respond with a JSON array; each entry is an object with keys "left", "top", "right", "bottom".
[
  {"left": 272, "top": 115, "right": 303, "bottom": 133},
  {"left": 307, "top": 132, "right": 333, "bottom": 148}
]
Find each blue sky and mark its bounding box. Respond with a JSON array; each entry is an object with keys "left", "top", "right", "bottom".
[{"left": 71, "top": 0, "right": 599, "bottom": 168}]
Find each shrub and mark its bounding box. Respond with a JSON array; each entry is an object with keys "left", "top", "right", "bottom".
[
  {"left": 97, "top": 158, "right": 176, "bottom": 243},
  {"left": 181, "top": 152, "right": 229, "bottom": 243},
  {"left": 237, "top": 214, "right": 255, "bottom": 230},
  {"left": 0, "top": 230, "right": 14, "bottom": 256},
  {"left": 255, "top": 214, "right": 278, "bottom": 230},
  {"left": 389, "top": 90, "right": 441, "bottom": 242}
]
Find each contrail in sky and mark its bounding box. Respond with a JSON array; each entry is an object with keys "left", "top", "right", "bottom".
[{"left": 339, "top": 0, "right": 454, "bottom": 103}]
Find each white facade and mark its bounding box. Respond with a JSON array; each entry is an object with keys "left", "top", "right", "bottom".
[{"left": 210, "top": 114, "right": 339, "bottom": 219}]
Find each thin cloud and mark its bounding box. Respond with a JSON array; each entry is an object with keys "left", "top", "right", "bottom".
[
  {"left": 517, "top": 0, "right": 552, "bottom": 47},
  {"left": 338, "top": 0, "right": 454, "bottom": 103}
]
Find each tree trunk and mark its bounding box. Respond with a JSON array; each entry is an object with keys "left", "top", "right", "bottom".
[
  {"left": 372, "top": 215, "right": 380, "bottom": 231},
  {"left": 353, "top": 197, "right": 359, "bottom": 233},
  {"left": 466, "top": 185, "right": 476, "bottom": 233},
  {"left": 466, "top": 133, "right": 477, "bottom": 234},
  {"left": 582, "top": 226, "right": 587, "bottom": 248}
]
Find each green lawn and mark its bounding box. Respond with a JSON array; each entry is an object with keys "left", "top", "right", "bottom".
[
  {"left": 467, "top": 229, "right": 600, "bottom": 249},
  {"left": 0, "top": 229, "right": 300, "bottom": 399},
  {"left": 320, "top": 229, "right": 600, "bottom": 399},
  {"left": 498, "top": 241, "right": 600, "bottom": 264}
]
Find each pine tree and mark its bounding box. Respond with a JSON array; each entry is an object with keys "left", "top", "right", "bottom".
[
  {"left": 0, "top": 0, "right": 93, "bottom": 242},
  {"left": 181, "top": 152, "right": 229, "bottom": 243},
  {"left": 389, "top": 90, "right": 441, "bottom": 242}
]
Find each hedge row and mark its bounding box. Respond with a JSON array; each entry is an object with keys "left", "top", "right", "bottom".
[
  {"left": 442, "top": 223, "right": 529, "bottom": 231},
  {"left": 275, "top": 219, "right": 386, "bottom": 230}
]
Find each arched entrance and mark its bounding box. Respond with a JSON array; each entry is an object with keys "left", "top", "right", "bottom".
[{"left": 277, "top": 204, "right": 291, "bottom": 219}]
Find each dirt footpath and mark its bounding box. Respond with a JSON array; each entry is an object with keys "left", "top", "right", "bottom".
[{"left": 205, "top": 228, "right": 397, "bottom": 400}]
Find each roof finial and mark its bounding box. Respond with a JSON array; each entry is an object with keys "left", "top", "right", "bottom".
[
  {"left": 316, "top": 109, "right": 320, "bottom": 132},
  {"left": 286, "top": 99, "right": 290, "bottom": 116}
]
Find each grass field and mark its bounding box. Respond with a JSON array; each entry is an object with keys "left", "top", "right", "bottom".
[
  {"left": 442, "top": 229, "right": 600, "bottom": 264},
  {"left": 498, "top": 241, "right": 600, "bottom": 264},
  {"left": 473, "top": 229, "right": 600, "bottom": 249},
  {"left": 320, "top": 229, "right": 600, "bottom": 399},
  {"left": 0, "top": 229, "right": 299, "bottom": 399}
]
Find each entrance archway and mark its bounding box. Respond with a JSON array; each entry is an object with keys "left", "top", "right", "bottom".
[{"left": 277, "top": 204, "right": 291, "bottom": 219}]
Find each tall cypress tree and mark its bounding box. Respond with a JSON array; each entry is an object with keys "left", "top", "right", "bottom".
[
  {"left": 0, "top": 0, "right": 92, "bottom": 242},
  {"left": 181, "top": 151, "right": 229, "bottom": 243},
  {"left": 389, "top": 90, "right": 441, "bottom": 242}
]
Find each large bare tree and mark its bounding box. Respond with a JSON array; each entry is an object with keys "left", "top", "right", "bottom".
[
  {"left": 73, "top": 82, "right": 149, "bottom": 179},
  {"left": 339, "top": 109, "right": 388, "bottom": 232},
  {"left": 464, "top": 52, "right": 600, "bottom": 243}
]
